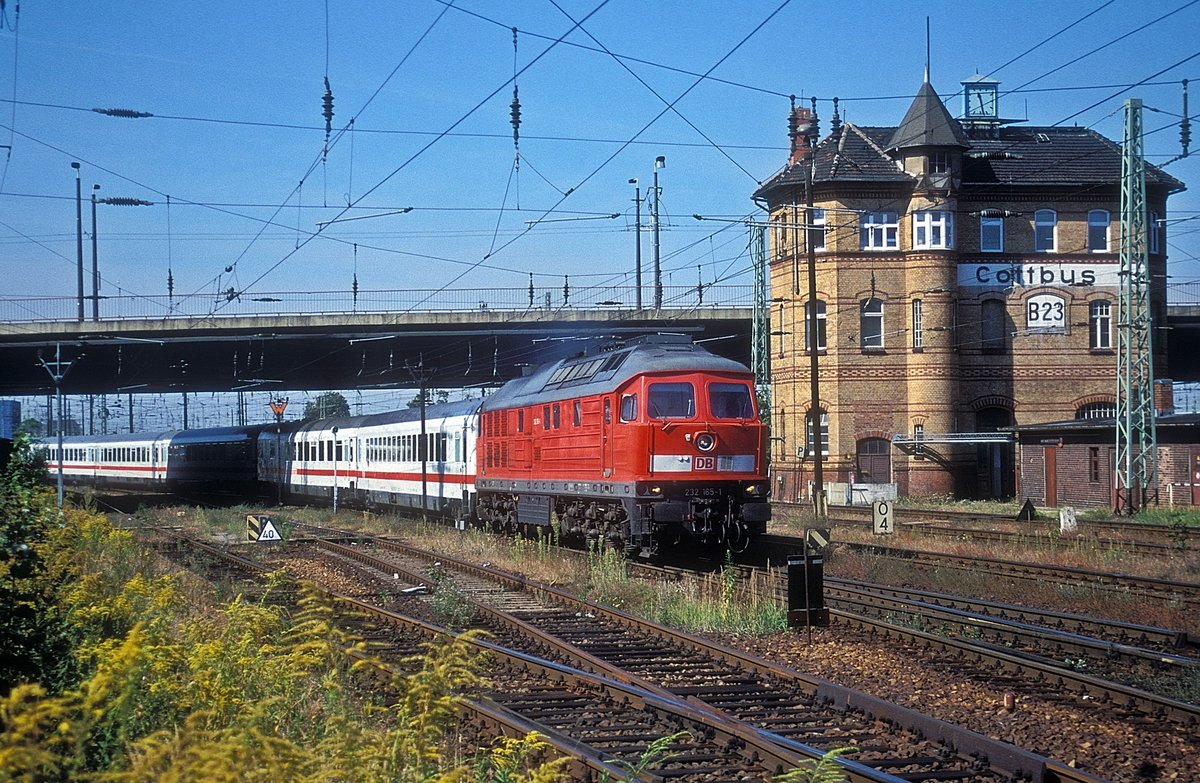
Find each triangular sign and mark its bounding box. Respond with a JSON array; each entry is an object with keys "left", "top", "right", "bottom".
[{"left": 257, "top": 520, "right": 282, "bottom": 541}]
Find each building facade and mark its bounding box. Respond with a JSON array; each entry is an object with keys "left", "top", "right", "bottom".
[{"left": 754, "top": 76, "right": 1184, "bottom": 501}]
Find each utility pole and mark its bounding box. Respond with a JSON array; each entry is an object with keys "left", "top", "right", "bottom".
[
  {"left": 407, "top": 355, "right": 436, "bottom": 519},
  {"left": 269, "top": 396, "right": 289, "bottom": 505},
  {"left": 800, "top": 99, "right": 825, "bottom": 521},
  {"left": 653, "top": 156, "right": 665, "bottom": 309},
  {"left": 629, "top": 178, "right": 642, "bottom": 310},
  {"left": 331, "top": 425, "right": 340, "bottom": 514},
  {"left": 38, "top": 343, "right": 75, "bottom": 508},
  {"left": 1115, "top": 97, "right": 1158, "bottom": 514}
]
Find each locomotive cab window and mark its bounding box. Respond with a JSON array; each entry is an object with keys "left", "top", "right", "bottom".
[
  {"left": 619, "top": 394, "right": 638, "bottom": 423},
  {"left": 648, "top": 382, "right": 695, "bottom": 419},
  {"left": 710, "top": 383, "right": 754, "bottom": 419}
]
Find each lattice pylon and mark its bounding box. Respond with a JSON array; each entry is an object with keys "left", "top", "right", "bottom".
[{"left": 1115, "top": 98, "right": 1159, "bottom": 514}]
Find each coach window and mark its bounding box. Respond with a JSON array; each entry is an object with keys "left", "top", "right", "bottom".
[
  {"left": 648, "top": 382, "right": 695, "bottom": 419},
  {"left": 619, "top": 394, "right": 638, "bottom": 422},
  {"left": 573, "top": 400, "right": 582, "bottom": 426},
  {"left": 552, "top": 404, "right": 561, "bottom": 429}
]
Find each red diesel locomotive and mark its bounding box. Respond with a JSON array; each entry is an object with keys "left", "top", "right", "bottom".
[{"left": 475, "top": 335, "right": 770, "bottom": 557}]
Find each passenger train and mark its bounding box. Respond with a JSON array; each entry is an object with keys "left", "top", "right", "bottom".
[{"left": 40, "top": 335, "right": 771, "bottom": 557}]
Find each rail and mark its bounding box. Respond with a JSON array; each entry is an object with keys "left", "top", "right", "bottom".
[{"left": 0, "top": 284, "right": 752, "bottom": 324}]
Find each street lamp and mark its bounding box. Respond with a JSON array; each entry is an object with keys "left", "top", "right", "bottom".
[
  {"left": 629, "top": 177, "right": 642, "bottom": 310},
  {"left": 653, "top": 156, "right": 665, "bottom": 309},
  {"left": 72, "top": 163, "right": 84, "bottom": 322}
]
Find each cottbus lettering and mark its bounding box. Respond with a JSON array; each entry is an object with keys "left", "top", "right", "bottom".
[{"left": 973, "top": 265, "right": 1098, "bottom": 287}]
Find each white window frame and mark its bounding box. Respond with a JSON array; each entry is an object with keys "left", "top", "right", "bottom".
[
  {"left": 980, "top": 216, "right": 1004, "bottom": 252},
  {"left": 1087, "top": 209, "right": 1110, "bottom": 253},
  {"left": 912, "top": 210, "right": 955, "bottom": 250},
  {"left": 804, "top": 300, "right": 827, "bottom": 352},
  {"left": 860, "top": 211, "right": 898, "bottom": 250},
  {"left": 861, "top": 298, "right": 884, "bottom": 349},
  {"left": 809, "top": 207, "right": 826, "bottom": 252},
  {"left": 1034, "top": 209, "right": 1057, "bottom": 252},
  {"left": 1090, "top": 299, "right": 1112, "bottom": 350},
  {"left": 912, "top": 298, "right": 923, "bottom": 350}
]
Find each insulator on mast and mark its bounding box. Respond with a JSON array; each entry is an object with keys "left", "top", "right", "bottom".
[
  {"left": 322, "top": 77, "right": 335, "bottom": 162},
  {"left": 1181, "top": 79, "right": 1191, "bottom": 158},
  {"left": 323, "top": 77, "right": 335, "bottom": 137},
  {"left": 511, "top": 27, "right": 521, "bottom": 168},
  {"left": 787, "top": 95, "right": 798, "bottom": 159}
]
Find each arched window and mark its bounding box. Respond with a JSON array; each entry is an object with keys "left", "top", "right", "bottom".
[
  {"left": 1089, "top": 300, "right": 1112, "bottom": 350},
  {"left": 981, "top": 299, "right": 1007, "bottom": 354},
  {"left": 1087, "top": 209, "right": 1110, "bottom": 252},
  {"left": 1034, "top": 209, "right": 1057, "bottom": 252},
  {"left": 805, "top": 300, "right": 827, "bottom": 352},
  {"left": 1077, "top": 401, "right": 1116, "bottom": 419},
  {"left": 860, "top": 298, "right": 884, "bottom": 348}
]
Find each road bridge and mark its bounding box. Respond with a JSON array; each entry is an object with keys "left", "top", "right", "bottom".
[{"left": 0, "top": 302, "right": 754, "bottom": 396}]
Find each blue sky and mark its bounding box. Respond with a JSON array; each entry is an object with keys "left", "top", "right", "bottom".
[{"left": 2, "top": 0, "right": 1200, "bottom": 317}]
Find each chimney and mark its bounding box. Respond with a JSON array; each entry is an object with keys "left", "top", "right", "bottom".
[{"left": 789, "top": 105, "right": 814, "bottom": 167}]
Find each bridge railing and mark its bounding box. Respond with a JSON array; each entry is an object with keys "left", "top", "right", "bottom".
[
  {"left": 0, "top": 285, "right": 753, "bottom": 323},
  {"left": 1168, "top": 282, "right": 1200, "bottom": 306}
]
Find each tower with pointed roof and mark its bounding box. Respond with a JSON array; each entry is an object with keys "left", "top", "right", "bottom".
[{"left": 753, "top": 75, "right": 1183, "bottom": 502}]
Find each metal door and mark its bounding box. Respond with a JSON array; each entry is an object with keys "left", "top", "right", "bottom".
[{"left": 1044, "top": 446, "right": 1057, "bottom": 507}]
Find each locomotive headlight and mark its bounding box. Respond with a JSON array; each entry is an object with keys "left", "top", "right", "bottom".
[
  {"left": 695, "top": 432, "right": 716, "bottom": 452},
  {"left": 744, "top": 483, "right": 764, "bottom": 497}
]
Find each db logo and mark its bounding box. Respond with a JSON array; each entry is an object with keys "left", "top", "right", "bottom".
[{"left": 693, "top": 456, "right": 716, "bottom": 471}]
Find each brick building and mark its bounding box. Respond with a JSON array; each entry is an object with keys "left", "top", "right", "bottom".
[
  {"left": 1016, "top": 411, "right": 1200, "bottom": 509},
  {"left": 753, "top": 75, "right": 1184, "bottom": 501}
]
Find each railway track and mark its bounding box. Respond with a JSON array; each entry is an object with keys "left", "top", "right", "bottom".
[
  {"left": 286, "top": 531, "right": 1103, "bottom": 783},
  {"left": 147, "top": 531, "right": 940, "bottom": 782},
  {"left": 781, "top": 502, "right": 1200, "bottom": 552},
  {"left": 751, "top": 533, "right": 1200, "bottom": 611}
]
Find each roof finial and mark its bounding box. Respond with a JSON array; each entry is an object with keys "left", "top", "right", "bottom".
[{"left": 924, "top": 17, "right": 931, "bottom": 83}]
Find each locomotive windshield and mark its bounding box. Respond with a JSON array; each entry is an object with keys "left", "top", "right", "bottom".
[
  {"left": 709, "top": 382, "right": 754, "bottom": 419},
  {"left": 648, "top": 382, "right": 695, "bottom": 419}
]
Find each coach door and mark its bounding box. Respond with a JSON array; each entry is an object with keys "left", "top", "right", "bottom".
[{"left": 602, "top": 397, "right": 614, "bottom": 478}]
